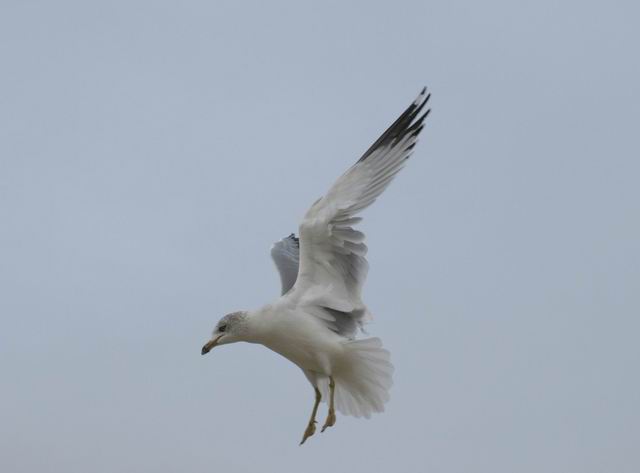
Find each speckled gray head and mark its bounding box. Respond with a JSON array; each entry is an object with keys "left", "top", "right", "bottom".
[{"left": 201, "top": 311, "right": 248, "bottom": 355}]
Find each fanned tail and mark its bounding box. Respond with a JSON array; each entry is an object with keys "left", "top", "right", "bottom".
[{"left": 319, "top": 337, "right": 394, "bottom": 418}]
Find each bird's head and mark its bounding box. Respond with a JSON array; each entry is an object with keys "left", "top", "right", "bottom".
[{"left": 201, "top": 311, "right": 248, "bottom": 355}]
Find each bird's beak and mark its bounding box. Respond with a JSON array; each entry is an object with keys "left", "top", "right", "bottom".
[{"left": 201, "top": 335, "right": 223, "bottom": 355}]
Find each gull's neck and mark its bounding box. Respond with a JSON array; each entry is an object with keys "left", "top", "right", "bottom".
[{"left": 241, "top": 304, "right": 277, "bottom": 344}]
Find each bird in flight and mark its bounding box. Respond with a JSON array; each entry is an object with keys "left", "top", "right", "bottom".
[{"left": 202, "top": 88, "right": 431, "bottom": 444}]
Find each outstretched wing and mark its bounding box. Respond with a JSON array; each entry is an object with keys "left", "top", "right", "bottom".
[
  {"left": 290, "top": 88, "right": 431, "bottom": 335},
  {"left": 270, "top": 234, "right": 300, "bottom": 295}
]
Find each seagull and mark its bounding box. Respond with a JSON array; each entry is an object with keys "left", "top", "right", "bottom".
[{"left": 202, "top": 88, "right": 431, "bottom": 444}]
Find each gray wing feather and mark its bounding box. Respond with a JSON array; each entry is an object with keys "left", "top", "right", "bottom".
[
  {"left": 270, "top": 234, "right": 300, "bottom": 295},
  {"left": 291, "top": 88, "right": 431, "bottom": 338}
]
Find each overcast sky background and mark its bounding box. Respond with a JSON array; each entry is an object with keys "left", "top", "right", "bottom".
[{"left": 1, "top": 1, "right": 639, "bottom": 472}]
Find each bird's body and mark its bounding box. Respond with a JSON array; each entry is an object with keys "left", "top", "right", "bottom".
[
  {"left": 244, "top": 301, "right": 344, "bottom": 376},
  {"left": 201, "top": 88, "right": 431, "bottom": 443}
]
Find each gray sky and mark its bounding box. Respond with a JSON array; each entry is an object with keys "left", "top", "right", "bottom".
[{"left": 1, "top": 1, "right": 639, "bottom": 472}]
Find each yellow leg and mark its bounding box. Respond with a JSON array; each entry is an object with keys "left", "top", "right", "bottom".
[
  {"left": 300, "top": 387, "right": 321, "bottom": 445},
  {"left": 321, "top": 376, "right": 336, "bottom": 432}
]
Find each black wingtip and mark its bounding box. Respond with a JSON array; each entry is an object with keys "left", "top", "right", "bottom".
[
  {"left": 357, "top": 86, "right": 431, "bottom": 162},
  {"left": 287, "top": 233, "right": 299, "bottom": 246}
]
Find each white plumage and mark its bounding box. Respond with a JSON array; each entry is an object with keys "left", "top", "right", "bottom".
[{"left": 202, "top": 88, "right": 431, "bottom": 443}]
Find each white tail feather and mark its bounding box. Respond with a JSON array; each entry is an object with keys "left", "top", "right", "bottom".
[{"left": 319, "top": 337, "right": 394, "bottom": 418}]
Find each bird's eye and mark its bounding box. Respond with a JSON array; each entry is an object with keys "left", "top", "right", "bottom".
[{"left": 218, "top": 325, "right": 227, "bottom": 333}]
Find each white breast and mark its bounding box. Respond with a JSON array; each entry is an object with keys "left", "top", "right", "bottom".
[{"left": 248, "top": 302, "right": 345, "bottom": 375}]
